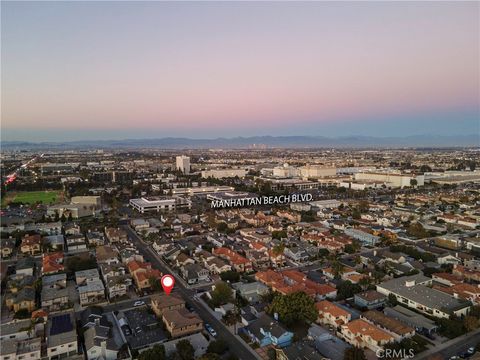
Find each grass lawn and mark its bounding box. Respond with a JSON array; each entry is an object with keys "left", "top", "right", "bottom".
[{"left": 4, "top": 190, "right": 62, "bottom": 205}]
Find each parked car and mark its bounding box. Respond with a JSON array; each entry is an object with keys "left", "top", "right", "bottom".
[
  {"left": 205, "top": 323, "right": 217, "bottom": 337},
  {"left": 133, "top": 300, "right": 145, "bottom": 307}
]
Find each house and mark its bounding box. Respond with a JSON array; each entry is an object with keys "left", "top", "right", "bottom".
[
  {"left": 245, "top": 314, "right": 293, "bottom": 348},
  {"left": 76, "top": 268, "right": 101, "bottom": 285},
  {"left": 42, "top": 273, "right": 69, "bottom": 312},
  {"left": 46, "top": 312, "right": 79, "bottom": 360},
  {"left": 43, "top": 235, "right": 65, "bottom": 251},
  {"left": 65, "top": 223, "right": 81, "bottom": 235},
  {"left": 433, "top": 283, "right": 480, "bottom": 305},
  {"left": 86, "top": 231, "right": 106, "bottom": 247},
  {"left": 99, "top": 262, "right": 132, "bottom": 299},
  {"left": 16, "top": 257, "right": 35, "bottom": 276},
  {"left": 340, "top": 319, "right": 394, "bottom": 352},
  {"left": 78, "top": 280, "right": 106, "bottom": 306},
  {"left": 80, "top": 307, "right": 104, "bottom": 326},
  {"left": 0, "top": 337, "right": 42, "bottom": 360},
  {"left": 283, "top": 246, "right": 309, "bottom": 263},
  {"left": 213, "top": 247, "right": 252, "bottom": 272},
  {"left": 137, "top": 269, "right": 162, "bottom": 292},
  {"left": 344, "top": 228, "right": 379, "bottom": 246},
  {"left": 384, "top": 306, "right": 438, "bottom": 335},
  {"left": 431, "top": 272, "right": 463, "bottom": 287},
  {"left": 119, "top": 248, "right": 144, "bottom": 265},
  {"left": 162, "top": 308, "right": 203, "bottom": 338},
  {"left": 453, "top": 265, "right": 480, "bottom": 282},
  {"left": 361, "top": 310, "right": 415, "bottom": 341},
  {"left": 20, "top": 234, "right": 41, "bottom": 255},
  {"left": 354, "top": 290, "right": 386, "bottom": 310},
  {"left": 104, "top": 275, "right": 132, "bottom": 299},
  {"left": 84, "top": 312, "right": 125, "bottom": 360},
  {"left": 276, "top": 342, "right": 323, "bottom": 360},
  {"left": 316, "top": 300, "right": 351, "bottom": 328},
  {"left": 42, "top": 252, "right": 64, "bottom": 275},
  {"left": 151, "top": 293, "right": 185, "bottom": 318},
  {"left": 119, "top": 308, "right": 167, "bottom": 351},
  {"left": 204, "top": 257, "right": 232, "bottom": 274},
  {"left": 256, "top": 269, "right": 337, "bottom": 300},
  {"left": 163, "top": 333, "right": 209, "bottom": 359},
  {"left": 1, "top": 238, "right": 16, "bottom": 258},
  {"left": 0, "top": 319, "right": 38, "bottom": 341},
  {"left": 376, "top": 274, "right": 471, "bottom": 318},
  {"left": 232, "top": 282, "right": 269, "bottom": 303},
  {"left": 105, "top": 227, "right": 128, "bottom": 243},
  {"left": 96, "top": 245, "right": 120, "bottom": 265},
  {"left": 175, "top": 253, "right": 195, "bottom": 268},
  {"left": 181, "top": 263, "right": 209, "bottom": 285},
  {"left": 5, "top": 287, "right": 36, "bottom": 312},
  {"left": 66, "top": 235, "right": 88, "bottom": 253}
]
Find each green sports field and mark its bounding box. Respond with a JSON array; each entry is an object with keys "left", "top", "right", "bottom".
[{"left": 3, "top": 191, "right": 63, "bottom": 206}]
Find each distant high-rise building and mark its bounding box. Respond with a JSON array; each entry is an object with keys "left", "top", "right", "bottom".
[{"left": 176, "top": 156, "right": 190, "bottom": 174}]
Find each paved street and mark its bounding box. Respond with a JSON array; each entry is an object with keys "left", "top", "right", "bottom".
[
  {"left": 416, "top": 330, "right": 480, "bottom": 359},
  {"left": 123, "top": 226, "right": 257, "bottom": 360}
]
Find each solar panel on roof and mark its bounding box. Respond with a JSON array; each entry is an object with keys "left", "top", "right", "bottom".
[{"left": 50, "top": 314, "right": 73, "bottom": 335}]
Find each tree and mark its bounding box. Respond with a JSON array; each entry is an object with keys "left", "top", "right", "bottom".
[
  {"left": 223, "top": 309, "right": 241, "bottom": 334},
  {"left": 199, "top": 354, "right": 221, "bottom": 360},
  {"left": 268, "top": 291, "right": 317, "bottom": 326},
  {"left": 410, "top": 179, "right": 418, "bottom": 187},
  {"left": 419, "top": 165, "right": 432, "bottom": 173},
  {"left": 220, "top": 271, "right": 240, "bottom": 283},
  {"left": 149, "top": 276, "right": 162, "bottom": 292},
  {"left": 387, "top": 293, "right": 398, "bottom": 306},
  {"left": 206, "top": 339, "right": 228, "bottom": 355},
  {"left": 336, "top": 281, "right": 362, "bottom": 300},
  {"left": 272, "top": 230, "right": 287, "bottom": 240},
  {"left": 343, "top": 347, "right": 366, "bottom": 360},
  {"left": 332, "top": 260, "right": 345, "bottom": 279},
  {"left": 210, "top": 281, "right": 233, "bottom": 307},
  {"left": 464, "top": 316, "right": 479, "bottom": 332},
  {"left": 138, "top": 344, "right": 166, "bottom": 360},
  {"left": 217, "top": 222, "right": 228, "bottom": 233},
  {"left": 272, "top": 242, "right": 285, "bottom": 257},
  {"left": 14, "top": 309, "right": 31, "bottom": 319},
  {"left": 176, "top": 339, "right": 195, "bottom": 360}
]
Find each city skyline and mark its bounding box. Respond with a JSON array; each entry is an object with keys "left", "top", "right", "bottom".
[{"left": 2, "top": 1, "right": 479, "bottom": 142}]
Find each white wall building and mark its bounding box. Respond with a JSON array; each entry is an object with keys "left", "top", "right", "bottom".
[
  {"left": 201, "top": 168, "right": 247, "bottom": 179},
  {"left": 354, "top": 172, "right": 424, "bottom": 188},
  {"left": 300, "top": 165, "right": 336, "bottom": 179},
  {"left": 176, "top": 156, "right": 190, "bottom": 174}
]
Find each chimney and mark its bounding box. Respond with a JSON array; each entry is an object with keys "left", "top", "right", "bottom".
[{"left": 405, "top": 280, "right": 415, "bottom": 287}]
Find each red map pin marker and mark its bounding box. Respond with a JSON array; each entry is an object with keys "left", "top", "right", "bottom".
[{"left": 161, "top": 275, "right": 175, "bottom": 295}]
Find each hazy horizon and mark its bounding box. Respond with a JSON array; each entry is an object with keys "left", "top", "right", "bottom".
[{"left": 2, "top": 1, "right": 479, "bottom": 142}]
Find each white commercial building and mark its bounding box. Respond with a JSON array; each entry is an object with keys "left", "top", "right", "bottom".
[
  {"left": 354, "top": 172, "right": 424, "bottom": 188},
  {"left": 376, "top": 274, "right": 471, "bottom": 319},
  {"left": 201, "top": 168, "right": 247, "bottom": 179},
  {"left": 171, "top": 185, "right": 235, "bottom": 196},
  {"left": 299, "top": 165, "right": 336, "bottom": 179},
  {"left": 130, "top": 196, "right": 191, "bottom": 213},
  {"left": 176, "top": 156, "right": 190, "bottom": 174},
  {"left": 273, "top": 163, "right": 299, "bottom": 178}
]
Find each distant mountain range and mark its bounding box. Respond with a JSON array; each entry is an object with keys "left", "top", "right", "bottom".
[{"left": 2, "top": 134, "right": 478, "bottom": 150}]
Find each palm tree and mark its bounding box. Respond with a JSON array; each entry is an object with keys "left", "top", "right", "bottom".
[{"left": 222, "top": 308, "right": 241, "bottom": 334}]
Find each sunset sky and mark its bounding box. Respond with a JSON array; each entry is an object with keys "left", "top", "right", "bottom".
[{"left": 2, "top": 1, "right": 479, "bottom": 142}]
